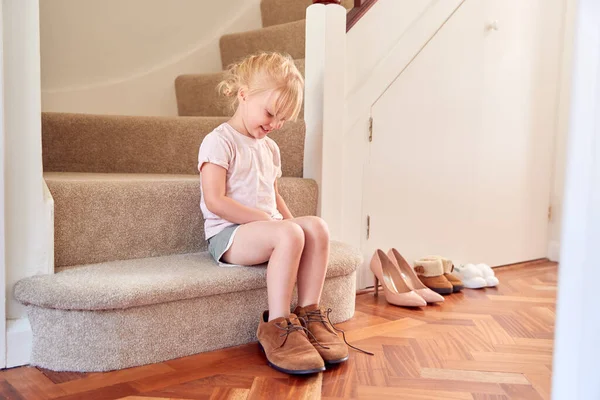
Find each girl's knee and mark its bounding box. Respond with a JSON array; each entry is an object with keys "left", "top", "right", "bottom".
[
  {"left": 276, "top": 220, "right": 305, "bottom": 249},
  {"left": 304, "top": 216, "right": 330, "bottom": 242}
]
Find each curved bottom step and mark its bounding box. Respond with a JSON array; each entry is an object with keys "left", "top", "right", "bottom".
[{"left": 25, "top": 272, "right": 356, "bottom": 372}]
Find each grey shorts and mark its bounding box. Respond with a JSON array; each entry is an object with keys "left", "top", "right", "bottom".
[{"left": 207, "top": 224, "right": 242, "bottom": 267}]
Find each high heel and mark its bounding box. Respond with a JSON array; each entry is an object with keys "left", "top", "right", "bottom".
[
  {"left": 387, "top": 248, "right": 444, "bottom": 303},
  {"left": 370, "top": 250, "right": 427, "bottom": 307}
]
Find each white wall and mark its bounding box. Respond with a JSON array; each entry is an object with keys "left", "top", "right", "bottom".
[
  {"left": 40, "top": 0, "right": 262, "bottom": 116},
  {"left": 0, "top": 0, "right": 6, "bottom": 371},
  {"left": 551, "top": 0, "right": 600, "bottom": 397}
]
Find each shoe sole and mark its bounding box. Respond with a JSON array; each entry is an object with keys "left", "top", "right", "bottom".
[
  {"left": 452, "top": 285, "right": 464, "bottom": 292},
  {"left": 257, "top": 342, "right": 326, "bottom": 375},
  {"left": 430, "top": 287, "right": 453, "bottom": 295},
  {"left": 324, "top": 355, "right": 349, "bottom": 365}
]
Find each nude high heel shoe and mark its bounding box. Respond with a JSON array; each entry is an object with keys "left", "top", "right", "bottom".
[
  {"left": 387, "top": 248, "right": 444, "bottom": 303},
  {"left": 370, "top": 250, "right": 427, "bottom": 307}
]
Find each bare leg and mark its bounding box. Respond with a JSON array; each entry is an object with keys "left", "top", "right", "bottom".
[
  {"left": 289, "top": 216, "right": 330, "bottom": 307},
  {"left": 221, "top": 220, "right": 305, "bottom": 321}
]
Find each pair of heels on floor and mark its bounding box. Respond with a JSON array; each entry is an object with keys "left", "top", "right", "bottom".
[{"left": 370, "top": 249, "right": 445, "bottom": 307}]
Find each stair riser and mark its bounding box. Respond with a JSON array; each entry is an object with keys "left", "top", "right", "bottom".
[
  {"left": 42, "top": 113, "right": 306, "bottom": 177},
  {"left": 26, "top": 273, "right": 355, "bottom": 372},
  {"left": 43, "top": 113, "right": 226, "bottom": 175},
  {"left": 47, "top": 176, "right": 318, "bottom": 267},
  {"left": 220, "top": 20, "right": 305, "bottom": 69},
  {"left": 260, "top": 0, "right": 354, "bottom": 27},
  {"left": 175, "top": 59, "right": 305, "bottom": 118},
  {"left": 49, "top": 178, "right": 204, "bottom": 267}
]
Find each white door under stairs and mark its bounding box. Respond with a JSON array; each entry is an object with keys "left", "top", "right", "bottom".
[{"left": 362, "top": 0, "right": 562, "bottom": 275}]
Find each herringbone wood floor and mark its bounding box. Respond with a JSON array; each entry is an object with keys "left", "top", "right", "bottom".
[{"left": 1, "top": 261, "right": 556, "bottom": 400}]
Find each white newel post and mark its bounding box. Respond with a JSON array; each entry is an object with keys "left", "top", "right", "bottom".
[
  {"left": 304, "top": 3, "right": 346, "bottom": 240},
  {"left": 3, "top": 0, "right": 53, "bottom": 368}
]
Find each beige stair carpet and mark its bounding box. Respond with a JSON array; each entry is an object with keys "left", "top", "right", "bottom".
[
  {"left": 16, "top": 241, "right": 358, "bottom": 310},
  {"left": 42, "top": 112, "right": 306, "bottom": 177},
  {"left": 175, "top": 59, "right": 305, "bottom": 118},
  {"left": 46, "top": 173, "right": 318, "bottom": 267},
  {"left": 260, "top": 0, "right": 354, "bottom": 27},
  {"left": 220, "top": 20, "right": 305, "bottom": 68},
  {"left": 18, "top": 272, "right": 357, "bottom": 372},
  {"left": 14, "top": 243, "right": 360, "bottom": 372}
]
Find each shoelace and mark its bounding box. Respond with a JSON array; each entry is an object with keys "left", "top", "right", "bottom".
[
  {"left": 303, "top": 308, "right": 374, "bottom": 356},
  {"left": 275, "top": 318, "right": 330, "bottom": 350}
]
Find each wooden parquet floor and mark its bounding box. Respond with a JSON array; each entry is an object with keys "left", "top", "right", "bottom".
[{"left": 0, "top": 261, "right": 556, "bottom": 400}]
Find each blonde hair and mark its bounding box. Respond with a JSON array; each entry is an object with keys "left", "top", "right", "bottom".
[{"left": 217, "top": 52, "right": 304, "bottom": 121}]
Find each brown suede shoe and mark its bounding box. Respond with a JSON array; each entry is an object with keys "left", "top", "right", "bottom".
[
  {"left": 413, "top": 258, "right": 454, "bottom": 295},
  {"left": 293, "top": 304, "right": 349, "bottom": 365},
  {"left": 256, "top": 311, "right": 325, "bottom": 375}
]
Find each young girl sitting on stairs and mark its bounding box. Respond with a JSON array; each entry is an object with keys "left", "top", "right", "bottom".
[{"left": 197, "top": 52, "right": 368, "bottom": 375}]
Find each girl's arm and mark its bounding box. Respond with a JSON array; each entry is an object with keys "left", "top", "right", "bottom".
[
  {"left": 275, "top": 180, "right": 294, "bottom": 220},
  {"left": 201, "top": 163, "right": 272, "bottom": 223}
]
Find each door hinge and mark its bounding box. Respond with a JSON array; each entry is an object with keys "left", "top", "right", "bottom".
[
  {"left": 368, "top": 117, "right": 373, "bottom": 142},
  {"left": 366, "top": 215, "right": 370, "bottom": 239},
  {"left": 548, "top": 205, "right": 553, "bottom": 221}
]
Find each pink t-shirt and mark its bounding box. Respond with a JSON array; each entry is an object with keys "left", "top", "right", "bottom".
[{"left": 198, "top": 122, "right": 284, "bottom": 239}]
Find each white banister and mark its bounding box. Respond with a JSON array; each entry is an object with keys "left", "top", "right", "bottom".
[{"left": 304, "top": 3, "right": 346, "bottom": 240}]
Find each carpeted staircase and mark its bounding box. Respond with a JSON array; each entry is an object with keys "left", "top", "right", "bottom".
[{"left": 13, "top": 0, "right": 360, "bottom": 372}]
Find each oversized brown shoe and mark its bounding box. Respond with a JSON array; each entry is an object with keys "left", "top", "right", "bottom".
[
  {"left": 256, "top": 311, "right": 325, "bottom": 375},
  {"left": 293, "top": 304, "right": 374, "bottom": 364},
  {"left": 413, "top": 258, "right": 454, "bottom": 295},
  {"left": 293, "top": 304, "right": 349, "bottom": 365}
]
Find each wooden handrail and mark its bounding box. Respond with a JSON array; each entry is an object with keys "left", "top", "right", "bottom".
[
  {"left": 312, "top": 0, "right": 378, "bottom": 32},
  {"left": 346, "top": 0, "right": 378, "bottom": 32}
]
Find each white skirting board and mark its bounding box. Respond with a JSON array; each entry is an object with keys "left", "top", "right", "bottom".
[
  {"left": 6, "top": 318, "right": 32, "bottom": 368},
  {"left": 548, "top": 241, "right": 561, "bottom": 262}
]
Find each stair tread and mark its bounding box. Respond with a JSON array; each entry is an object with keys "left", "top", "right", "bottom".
[
  {"left": 44, "top": 172, "right": 313, "bottom": 183},
  {"left": 14, "top": 241, "right": 361, "bottom": 311}
]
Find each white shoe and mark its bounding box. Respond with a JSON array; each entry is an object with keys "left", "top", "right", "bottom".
[
  {"left": 453, "top": 264, "right": 487, "bottom": 289},
  {"left": 475, "top": 263, "right": 499, "bottom": 287}
]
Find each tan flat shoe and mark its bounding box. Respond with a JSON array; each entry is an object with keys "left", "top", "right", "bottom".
[
  {"left": 370, "top": 250, "right": 427, "bottom": 307},
  {"left": 387, "top": 248, "right": 444, "bottom": 303}
]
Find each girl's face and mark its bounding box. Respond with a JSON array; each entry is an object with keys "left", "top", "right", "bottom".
[{"left": 238, "top": 88, "right": 287, "bottom": 139}]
